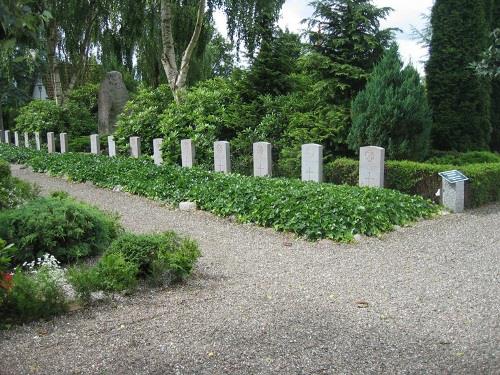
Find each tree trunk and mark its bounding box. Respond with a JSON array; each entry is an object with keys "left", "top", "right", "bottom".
[
  {"left": 160, "top": 0, "right": 206, "bottom": 102},
  {"left": 47, "top": 20, "right": 64, "bottom": 105}
]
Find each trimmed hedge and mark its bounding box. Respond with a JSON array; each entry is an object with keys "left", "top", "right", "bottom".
[
  {"left": 0, "top": 144, "right": 438, "bottom": 241},
  {"left": 325, "top": 158, "right": 500, "bottom": 208}
]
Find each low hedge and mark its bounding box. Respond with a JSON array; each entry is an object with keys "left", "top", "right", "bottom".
[
  {"left": 325, "top": 158, "right": 500, "bottom": 208},
  {"left": 0, "top": 144, "right": 439, "bottom": 241},
  {"left": 0, "top": 159, "right": 38, "bottom": 210}
]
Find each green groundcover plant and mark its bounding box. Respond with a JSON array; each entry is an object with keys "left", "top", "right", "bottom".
[{"left": 0, "top": 144, "right": 439, "bottom": 241}]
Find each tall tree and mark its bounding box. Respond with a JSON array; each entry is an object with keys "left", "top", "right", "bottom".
[
  {"left": 426, "top": 0, "right": 492, "bottom": 151},
  {"left": 160, "top": 0, "right": 285, "bottom": 101},
  {"left": 490, "top": 0, "right": 500, "bottom": 150}
]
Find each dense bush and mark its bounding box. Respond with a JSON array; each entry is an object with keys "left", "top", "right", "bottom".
[
  {"left": 14, "top": 99, "right": 96, "bottom": 136},
  {"left": 67, "top": 83, "right": 99, "bottom": 115},
  {"left": 0, "top": 145, "right": 439, "bottom": 241},
  {"left": 348, "top": 46, "right": 432, "bottom": 160},
  {"left": 0, "top": 192, "right": 121, "bottom": 265},
  {"left": 426, "top": 151, "right": 500, "bottom": 165},
  {"left": 106, "top": 232, "right": 201, "bottom": 283},
  {"left": 114, "top": 85, "right": 174, "bottom": 154},
  {"left": 326, "top": 158, "right": 500, "bottom": 208},
  {"left": 0, "top": 159, "right": 38, "bottom": 210}
]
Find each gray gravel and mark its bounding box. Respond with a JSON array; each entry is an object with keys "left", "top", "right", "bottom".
[{"left": 1, "top": 164, "right": 499, "bottom": 374}]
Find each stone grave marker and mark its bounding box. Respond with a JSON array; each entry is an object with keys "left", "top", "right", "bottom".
[
  {"left": 359, "top": 146, "right": 385, "bottom": 188},
  {"left": 24, "top": 133, "right": 30, "bottom": 148},
  {"left": 214, "top": 141, "right": 231, "bottom": 173},
  {"left": 253, "top": 142, "right": 272, "bottom": 177},
  {"left": 60, "top": 133, "right": 69, "bottom": 153},
  {"left": 108, "top": 136, "right": 116, "bottom": 157},
  {"left": 90, "top": 134, "right": 100, "bottom": 154},
  {"left": 153, "top": 138, "right": 163, "bottom": 165},
  {"left": 14, "top": 131, "right": 20, "bottom": 146},
  {"left": 47, "top": 132, "right": 56, "bottom": 153},
  {"left": 130, "top": 137, "right": 141, "bottom": 158},
  {"left": 301, "top": 144, "right": 323, "bottom": 182},
  {"left": 4, "top": 130, "right": 10, "bottom": 144},
  {"left": 181, "top": 139, "right": 196, "bottom": 168},
  {"left": 35, "top": 132, "right": 41, "bottom": 150},
  {"left": 439, "top": 170, "right": 468, "bottom": 213}
]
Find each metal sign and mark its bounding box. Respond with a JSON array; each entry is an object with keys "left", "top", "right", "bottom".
[{"left": 438, "top": 170, "right": 469, "bottom": 184}]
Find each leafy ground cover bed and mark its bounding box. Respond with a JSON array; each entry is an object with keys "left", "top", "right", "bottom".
[{"left": 0, "top": 144, "right": 439, "bottom": 241}]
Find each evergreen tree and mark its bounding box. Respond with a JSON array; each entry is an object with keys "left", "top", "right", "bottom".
[
  {"left": 491, "top": 0, "right": 500, "bottom": 150},
  {"left": 426, "top": 0, "right": 492, "bottom": 151},
  {"left": 348, "top": 45, "right": 432, "bottom": 160}
]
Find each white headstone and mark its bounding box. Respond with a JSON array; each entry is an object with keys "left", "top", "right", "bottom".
[
  {"left": 181, "top": 139, "right": 196, "bottom": 168},
  {"left": 108, "top": 136, "right": 116, "bottom": 157},
  {"left": 130, "top": 137, "right": 141, "bottom": 158},
  {"left": 0, "top": 132, "right": 2, "bottom": 144},
  {"left": 14, "top": 131, "right": 20, "bottom": 146},
  {"left": 301, "top": 144, "right": 323, "bottom": 182},
  {"left": 90, "top": 134, "right": 100, "bottom": 154},
  {"left": 214, "top": 141, "right": 231, "bottom": 173},
  {"left": 24, "top": 132, "right": 30, "bottom": 148},
  {"left": 4, "top": 130, "right": 10, "bottom": 144},
  {"left": 35, "top": 132, "right": 41, "bottom": 150},
  {"left": 359, "top": 146, "right": 385, "bottom": 188},
  {"left": 47, "top": 132, "right": 56, "bottom": 153},
  {"left": 442, "top": 179, "right": 465, "bottom": 213},
  {"left": 60, "top": 133, "right": 68, "bottom": 153},
  {"left": 153, "top": 138, "right": 163, "bottom": 166},
  {"left": 253, "top": 142, "right": 272, "bottom": 177}
]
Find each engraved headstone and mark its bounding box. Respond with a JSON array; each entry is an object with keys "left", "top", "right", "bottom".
[
  {"left": 35, "top": 132, "right": 41, "bottom": 150},
  {"left": 359, "top": 146, "right": 385, "bottom": 188},
  {"left": 153, "top": 138, "right": 163, "bottom": 165},
  {"left": 98, "top": 71, "right": 129, "bottom": 134},
  {"left": 130, "top": 137, "right": 141, "bottom": 158},
  {"left": 181, "top": 139, "right": 196, "bottom": 168},
  {"left": 301, "top": 144, "right": 323, "bottom": 182},
  {"left": 90, "top": 134, "right": 100, "bottom": 154},
  {"left": 108, "top": 136, "right": 116, "bottom": 157},
  {"left": 14, "top": 131, "right": 20, "bottom": 146},
  {"left": 4, "top": 130, "right": 10, "bottom": 144},
  {"left": 24, "top": 133, "right": 30, "bottom": 148},
  {"left": 60, "top": 133, "right": 69, "bottom": 153},
  {"left": 214, "top": 141, "right": 231, "bottom": 173},
  {"left": 47, "top": 132, "right": 56, "bottom": 153},
  {"left": 253, "top": 142, "right": 272, "bottom": 177}
]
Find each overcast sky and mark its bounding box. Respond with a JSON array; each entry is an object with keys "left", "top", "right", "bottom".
[{"left": 215, "top": 0, "right": 434, "bottom": 75}]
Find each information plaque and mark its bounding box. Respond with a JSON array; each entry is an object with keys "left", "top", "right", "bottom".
[{"left": 438, "top": 170, "right": 469, "bottom": 184}]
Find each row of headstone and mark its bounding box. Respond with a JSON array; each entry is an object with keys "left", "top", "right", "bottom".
[{"left": 1, "top": 131, "right": 42, "bottom": 151}]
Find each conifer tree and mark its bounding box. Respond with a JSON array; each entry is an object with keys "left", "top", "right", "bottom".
[
  {"left": 491, "top": 0, "right": 500, "bottom": 150},
  {"left": 426, "top": 0, "right": 491, "bottom": 151},
  {"left": 348, "top": 45, "right": 432, "bottom": 160}
]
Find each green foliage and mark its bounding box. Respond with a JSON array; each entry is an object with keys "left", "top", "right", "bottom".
[
  {"left": 348, "top": 45, "right": 432, "bottom": 160},
  {"left": 0, "top": 159, "right": 38, "bottom": 210},
  {"left": 0, "top": 267, "right": 67, "bottom": 324},
  {"left": 426, "top": 151, "right": 500, "bottom": 165},
  {"left": 0, "top": 192, "right": 121, "bottom": 266},
  {"left": 93, "top": 252, "right": 138, "bottom": 292},
  {"left": 14, "top": 99, "right": 96, "bottom": 136},
  {"left": 0, "top": 238, "right": 15, "bottom": 273},
  {"left": 326, "top": 157, "right": 500, "bottom": 208},
  {"left": 114, "top": 85, "right": 174, "bottom": 154},
  {"left": 67, "top": 83, "right": 99, "bottom": 115},
  {"left": 106, "top": 232, "right": 200, "bottom": 283},
  {"left": 0, "top": 145, "right": 440, "bottom": 241},
  {"left": 426, "top": 0, "right": 492, "bottom": 151}
]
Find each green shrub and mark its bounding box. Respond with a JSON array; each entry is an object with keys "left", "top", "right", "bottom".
[
  {"left": 66, "top": 265, "right": 100, "bottom": 303},
  {"left": 94, "top": 252, "right": 138, "bottom": 292},
  {"left": 426, "top": 151, "right": 500, "bottom": 165},
  {"left": 114, "top": 85, "right": 173, "bottom": 154},
  {"left": 61, "top": 101, "right": 97, "bottom": 135},
  {"left": 0, "top": 145, "right": 440, "bottom": 241},
  {"left": 0, "top": 159, "right": 38, "bottom": 210},
  {"left": 106, "top": 232, "right": 200, "bottom": 283},
  {"left": 68, "top": 83, "right": 99, "bottom": 115},
  {"left": 68, "top": 135, "right": 108, "bottom": 153},
  {"left": 0, "top": 192, "right": 121, "bottom": 265}
]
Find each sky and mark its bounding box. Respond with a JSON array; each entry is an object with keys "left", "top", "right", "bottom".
[{"left": 215, "top": 0, "right": 434, "bottom": 75}]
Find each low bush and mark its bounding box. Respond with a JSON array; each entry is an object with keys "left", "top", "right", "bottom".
[
  {"left": 0, "top": 144, "right": 439, "bottom": 241},
  {"left": 426, "top": 151, "right": 500, "bottom": 165},
  {"left": 326, "top": 158, "right": 500, "bottom": 208},
  {"left": 0, "top": 192, "right": 121, "bottom": 265},
  {"left": 68, "top": 135, "right": 108, "bottom": 153},
  {"left": 0, "top": 159, "right": 38, "bottom": 210},
  {"left": 94, "top": 252, "right": 138, "bottom": 292}
]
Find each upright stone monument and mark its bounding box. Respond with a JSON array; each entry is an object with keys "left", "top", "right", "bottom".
[
  {"left": 98, "top": 71, "right": 129, "bottom": 135},
  {"left": 130, "top": 137, "right": 141, "bottom": 158},
  {"left": 214, "top": 141, "right": 231, "bottom": 173},
  {"left": 14, "top": 131, "right": 20, "bottom": 146},
  {"left": 153, "top": 138, "right": 163, "bottom": 166},
  {"left": 35, "top": 132, "right": 41, "bottom": 150},
  {"left": 439, "top": 170, "right": 467, "bottom": 213},
  {"left": 181, "top": 139, "right": 195, "bottom": 168},
  {"left": 301, "top": 144, "right": 323, "bottom": 182},
  {"left": 90, "top": 134, "right": 100, "bottom": 154},
  {"left": 47, "top": 132, "right": 56, "bottom": 153},
  {"left": 359, "top": 146, "right": 385, "bottom": 188},
  {"left": 4, "top": 130, "right": 10, "bottom": 144},
  {"left": 24, "top": 133, "right": 30, "bottom": 148},
  {"left": 108, "top": 136, "right": 116, "bottom": 157},
  {"left": 60, "top": 133, "right": 69, "bottom": 153},
  {"left": 253, "top": 142, "right": 272, "bottom": 177}
]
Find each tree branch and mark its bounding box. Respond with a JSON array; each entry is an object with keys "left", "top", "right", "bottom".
[{"left": 160, "top": 0, "right": 179, "bottom": 94}]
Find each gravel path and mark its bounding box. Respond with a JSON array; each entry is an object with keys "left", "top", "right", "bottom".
[{"left": 1, "top": 165, "right": 499, "bottom": 374}]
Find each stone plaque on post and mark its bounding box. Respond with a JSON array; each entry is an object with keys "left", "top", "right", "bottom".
[
  {"left": 253, "top": 142, "right": 272, "bottom": 177},
  {"left": 14, "top": 131, "right": 20, "bottom": 146},
  {"left": 108, "top": 136, "right": 116, "bottom": 157},
  {"left": 47, "top": 132, "right": 56, "bottom": 153},
  {"left": 60, "top": 133, "right": 69, "bottom": 154},
  {"left": 153, "top": 138, "right": 163, "bottom": 166},
  {"left": 181, "top": 139, "right": 195, "bottom": 168},
  {"left": 35, "top": 132, "right": 41, "bottom": 150},
  {"left": 439, "top": 170, "right": 467, "bottom": 213},
  {"left": 130, "top": 137, "right": 141, "bottom": 158},
  {"left": 24, "top": 133, "right": 30, "bottom": 148},
  {"left": 214, "top": 141, "right": 231, "bottom": 173},
  {"left": 90, "top": 134, "right": 100, "bottom": 154},
  {"left": 301, "top": 144, "right": 323, "bottom": 182},
  {"left": 4, "top": 130, "right": 10, "bottom": 144},
  {"left": 359, "top": 146, "right": 385, "bottom": 188}
]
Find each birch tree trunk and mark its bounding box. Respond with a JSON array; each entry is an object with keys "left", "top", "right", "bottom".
[
  {"left": 160, "top": 0, "right": 206, "bottom": 102},
  {"left": 47, "top": 20, "right": 65, "bottom": 105}
]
